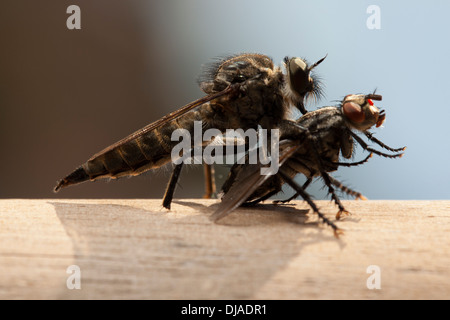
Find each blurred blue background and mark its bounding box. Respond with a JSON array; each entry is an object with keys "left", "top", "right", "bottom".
[{"left": 0, "top": 0, "right": 448, "bottom": 199}]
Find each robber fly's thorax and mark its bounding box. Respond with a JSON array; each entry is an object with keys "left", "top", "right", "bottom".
[{"left": 201, "top": 54, "right": 286, "bottom": 129}]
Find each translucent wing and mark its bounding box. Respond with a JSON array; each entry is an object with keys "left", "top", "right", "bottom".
[{"left": 87, "top": 84, "right": 238, "bottom": 161}]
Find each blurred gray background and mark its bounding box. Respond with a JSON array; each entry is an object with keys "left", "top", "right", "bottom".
[{"left": 0, "top": 0, "right": 448, "bottom": 200}]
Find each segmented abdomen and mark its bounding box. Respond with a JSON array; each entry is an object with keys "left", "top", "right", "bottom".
[{"left": 54, "top": 105, "right": 212, "bottom": 192}]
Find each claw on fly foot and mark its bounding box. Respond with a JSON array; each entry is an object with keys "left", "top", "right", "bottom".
[
  {"left": 336, "top": 210, "right": 351, "bottom": 220},
  {"left": 333, "top": 228, "right": 344, "bottom": 238}
]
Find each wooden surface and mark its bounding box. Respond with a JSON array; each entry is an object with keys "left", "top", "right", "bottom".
[{"left": 0, "top": 199, "right": 449, "bottom": 300}]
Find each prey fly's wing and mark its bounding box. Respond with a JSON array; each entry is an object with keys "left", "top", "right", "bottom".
[{"left": 210, "top": 140, "right": 299, "bottom": 222}]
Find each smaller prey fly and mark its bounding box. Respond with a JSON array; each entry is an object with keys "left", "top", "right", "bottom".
[{"left": 213, "top": 93, "right": 406, "bottom": 236}]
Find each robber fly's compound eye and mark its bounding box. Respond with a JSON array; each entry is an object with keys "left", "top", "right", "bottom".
[
  {"left": 233, "top": 74, "right": 246, "bottom": 83},
  {"left": 287, "top": 57, "right": 311, "bottom": 96}
]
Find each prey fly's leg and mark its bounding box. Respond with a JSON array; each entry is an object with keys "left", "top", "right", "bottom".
[
  {"left": 277, "top": 152, "right": 373, "bottom": 204},
  {"left": 276, "top": 153, "right": 372, "bottom": 205},
  {"left": 328, "top": 175, "right": 366, "bottom": 200},
  {"left": 241, "top": 190, "right": 280, "bottom": 207},
  {"left": 162, "top": 163, "right": 184, "bottom": 210},
  {"left": 327, "top": 153, "right": 373, "bottom": 203},
  {"left": 280, "top": 120, "right": 346, "bottom": 235},
  {"left": 273, "top": 177, "right": 312, "bottom": 204},
  {"left": 278, "top": 169, "right": 341, "bottom": 237},
  {"left": 333, "top": 153, "right": 373, "bottom": 167},
  {"left": 284, "top": 120, "right": 353, "bottom": 221},
  {"left": 320, "top": 172, "right": 351, "bottom": 220},
  {"left": 349, "top": 130, "right": 404, "bottom": 158},
  {"left": 364, "top": 132, "right": 406, "bottom": 152},
  {"left": 203, "top": 164, "right": 216, "bottom": 199},
  {"left": 309, "top": 138, "right": 352, "bottom": 220}
]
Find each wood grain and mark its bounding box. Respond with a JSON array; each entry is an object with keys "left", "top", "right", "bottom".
[{"left": 0, "top": 199, "right": 449, "bottom": 300}]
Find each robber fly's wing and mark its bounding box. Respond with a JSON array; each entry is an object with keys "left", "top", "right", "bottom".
[
  {"left": 89, "top": 85, "right": 237, "bottom": 159},
  {"left": 210, "top": 140, "right": 299, "bottom": 222}
]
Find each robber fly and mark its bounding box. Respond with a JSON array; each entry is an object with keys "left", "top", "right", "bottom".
[
  {"left": 212, "top": 93, "right": 406, "bottom": 236},
  {"left": 53, "top": 53, "right": 326, "bottom": 204}
]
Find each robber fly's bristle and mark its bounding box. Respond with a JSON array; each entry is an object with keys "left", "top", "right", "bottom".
[{"left": 306, "top": 74, "right": 324, "bottom": 104}]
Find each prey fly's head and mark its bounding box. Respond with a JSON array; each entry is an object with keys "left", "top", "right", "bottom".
[
  {"left": 284, "top": 55, "right": 326, "bottom": 107},
  {"left": 341, "top": 93, "right": 385, "bottom": 131}
]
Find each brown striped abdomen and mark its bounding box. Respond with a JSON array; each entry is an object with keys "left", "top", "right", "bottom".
[{"left": 54, "top": 106, "right": 211, "bottom": 192}]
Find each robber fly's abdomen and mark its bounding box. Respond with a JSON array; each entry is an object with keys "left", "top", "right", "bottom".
[
  {"left": 83, "top": 129, "right": 172, "bottom": 179},
  {"left": 54, "top": 107, "right": 211, "bottom": 192}
]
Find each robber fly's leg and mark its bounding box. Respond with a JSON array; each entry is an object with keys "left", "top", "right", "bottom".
[
  {"left": 328, "top": 175, "right": 367, "bottom": 200},
  {"left": 279, "top": 169, "right": 342, "bottom": 237},
  {"left": 349, "top": 130, "right": 404, "bottom": 158},
  {"left": 203, "top": 164, "right": 216, "bottom": 199},
  {"left": 364, "top": 132, "right": 406, "bottom": 152},
  {"left": 273, "top": 177, "right": 312, "bottom": 204},
  {"left": 162, "top": 163, "right": 184, "bottom": 210}
]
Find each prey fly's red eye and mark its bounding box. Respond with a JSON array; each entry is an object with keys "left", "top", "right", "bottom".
[
  {"left": 343, "top": 101, "right": 365, "bottom": 123},
  {"left": 367, "top": 99, "right": 374, "bottom": 106}
]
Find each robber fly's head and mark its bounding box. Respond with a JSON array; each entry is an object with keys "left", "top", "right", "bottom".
[
  {"left": 341, "top": 93, "right": 385, "bottom": 131},
  {"left": 284, "top": 55, "right": 326, "bottom": 104}
]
